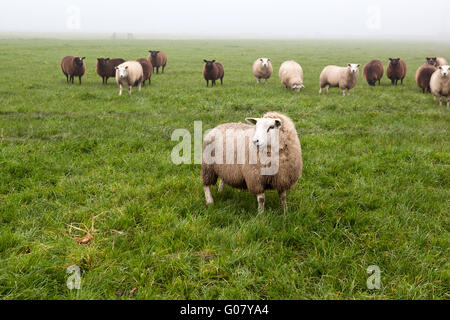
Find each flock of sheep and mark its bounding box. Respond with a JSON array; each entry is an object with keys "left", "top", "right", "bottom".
[
  {"left": 61, "top": 52, "right": 450, "bottom": 106},
  {"left": 60, "top": 51, "right": 449, "bottom": 211}
]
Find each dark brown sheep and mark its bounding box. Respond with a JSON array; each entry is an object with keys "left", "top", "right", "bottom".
[
  {"left": 203, "top": 60, "right": 224, "bottom": 87},
  {"left": 387, "top": 58, "right": 407, "bottom": 85},
  {"left": 148, "top": 50, "right": 167, "bottom": 74},
  {"left": 61, "top": 56, "right": 86, "bottom": 84},
  {"left": 96, "top": 58, "right": 125, "bottom": 84},
  {"left": 415, "top": 64, "right": 437, "bottom": 93},
  {"left": 363, "top": 60, "right": 384, "bottom": 86},
  {"left": 136, "top": 58, "right": 153, "bottom": 85}
]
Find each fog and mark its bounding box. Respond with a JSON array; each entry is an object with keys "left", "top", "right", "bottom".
[{"left": 2, "top": 0, "right": 449, "bottom": 39}]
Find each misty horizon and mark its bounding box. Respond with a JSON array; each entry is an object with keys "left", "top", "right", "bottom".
[{"left": 2, "top": 0, "right": 449, "bottom": 39}]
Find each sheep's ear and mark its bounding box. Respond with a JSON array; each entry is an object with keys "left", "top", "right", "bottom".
[
  {"left": 268, "top": 58, "right": 271, "bottom": 62},
  {"left": 82, "top": 57, "right": 86, "bottom": 60},
  {"left": 260, "top": 58, "right": 263, "bottom": 62},
  {"left": 115, "top": 67, "right": 118, "bottom": 70},
  {"left": 203, "top": 59, "right": 208, "bottom": 63},
  {"left": 347, "top": 64, "right": 351, "bottom": 67},
  {"left": 106, "top": 58, "right": 110, "bottom": 61},
  {"left": 274, "top": 119, "right": 282, "bottom": 128},
  {"left": 439, "top": 66, "right": 443, "bottom": 70},
  {"left": 389, "top": 58, "right": 393, "bottom": 61},
  {"left": 357, "top": 64, "right": 360, "bottom": 68},
  {"left": 245, "top": 118, "right": 258, "bottom": 125},
  {"left": 212, "top": 60, "right": 216, "bottom": 63}
]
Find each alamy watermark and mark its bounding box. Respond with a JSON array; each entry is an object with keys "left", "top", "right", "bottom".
[
  {"left": 366, "top": 5, "right": 382, "bottom": 31},
  {"left": 66, "top": 6, "right": 81, "bottom": 30},
  {"left": 366, "top": 265, "right": 381, "bottom": 290},
  {"left": 66, "top": 265, "right": 81, "bottom": 290}
]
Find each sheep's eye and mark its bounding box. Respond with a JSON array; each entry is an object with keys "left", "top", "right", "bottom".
[{"left": 267, "top": 125, "right": 275, "bottom": 132}]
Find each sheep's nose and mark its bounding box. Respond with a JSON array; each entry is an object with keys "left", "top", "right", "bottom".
[{"left": 253, "top": 139, "right": 259, "bottom": 146}]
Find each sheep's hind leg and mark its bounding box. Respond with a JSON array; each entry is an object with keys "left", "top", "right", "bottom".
[
  {"left": 257, "top": 193, "right": 265, "bottom": 213},
  {"left": 204, "top": 186, "right": 214, "bottom": 205},
  {"left": 218, "top": 180, "right": 225, "bottom": 193},
  {"left": 279, "top": 190, "right": 287, "bottom": 213},
  {"left": 128, "top": 86, "right": 132, "bottom": 95}
]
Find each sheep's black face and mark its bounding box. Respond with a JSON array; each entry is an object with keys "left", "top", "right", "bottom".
[
  {"left": 389, "top": 58, "right": 400, "bottom": 66},
  {"left": 203, "top": 60, "right": 216, "bottom": 69},
  {"left": 75, "top": 57, "right": 85, "bottom": 67},
  {"left": 150, "top": 51, "right": 160, "bottom": 59},
  {"left": 97, "top": 58, "right": 109, "bottom": 67},
  {"left": 426, "top": 57, "right": 437, "bottom": 66}
]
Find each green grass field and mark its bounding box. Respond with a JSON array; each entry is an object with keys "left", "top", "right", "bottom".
[{"left": 0, "top": 39, "right": 449, "bottom": 300}]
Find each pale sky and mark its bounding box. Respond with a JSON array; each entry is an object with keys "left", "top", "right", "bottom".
[{"left": 2, "top": 0, "right": 449, "bottom": 38}]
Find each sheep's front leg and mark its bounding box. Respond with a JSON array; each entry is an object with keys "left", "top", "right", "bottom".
[
  {"left": 119, "top": 84, "right": 123, "bottom": 96},
  {"left": 138, "top": 82, "right": 142, "bottom": 92},
  {"left": 204, "top": 186, "right": 214, "bottom": 205},
  {"left": 218, "top": 180, "right": 224, "bottom": 193},
  {"left": 278, "top": 190, "right": 287, "bottom": 212},
  {"left": 128, "top": 85, "right": 132, "bottom": 95},
  {"left": 257, "top": 193, "right": 265, "bottom": 213}
]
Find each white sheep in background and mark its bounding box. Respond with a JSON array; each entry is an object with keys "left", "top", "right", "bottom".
[
  {"left": 252, "top": 58, "right": 273, "bottom": 83},
  {"left": 279, "top": 61, "right": 304, "bottom": 91},
  {"left": 436, "top": 57, "right": 449, "bottom": 68},
  {"left": 201, "top": 112, "right": 303, "bottom": 212},
  {"left": 319, "top": 64, "right": 360, "bottom": 96},
  {"left": 115, "top": 61, "right": 144, "bottom": 96},
  {"left": 430, "top": 65, "right": 450, "bottom": 107}
]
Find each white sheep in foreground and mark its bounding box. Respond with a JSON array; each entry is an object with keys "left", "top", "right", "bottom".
[
  {"left": 201, "top": 112, "right": 303, "bottom": 212},
  {"left": 319, "top": 64, "right": 360, "bottom": 96},
  {"left": 115, "top": 61, "right": 144, "bottom": 96},
  {"left": 430, "top": 65, "right": 450, "bottom": 107},
  {"left": 252, "top": 58, "right": 273, "bottom": 83},
  {"left": 279, "top": 61, "right": 304, "bottom": 91}
]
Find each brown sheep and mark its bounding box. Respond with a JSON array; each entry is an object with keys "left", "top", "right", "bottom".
[
  {"left": 148, "top": 50, "right": 167, "bottom": 74},
  {"left": 61, "top": 56, "right": 86, "bottom": 84},
  {"left": 363, "top": 60, "right": 384, "bottom": 86},
  {"left": 415, "top": 64, "right": 437, "bottom": 93},
  {"left": 96, "top": 58, "right": 125, "bottom": 84},
  {"left": 136, "top": 58, "right": 153, "bottom": 86},
  {"left": 387, "top": 58, "right": 407, "bottom": 85},
  {"left": 203, "top": 60, "right": 224, "bottom": 87}
]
